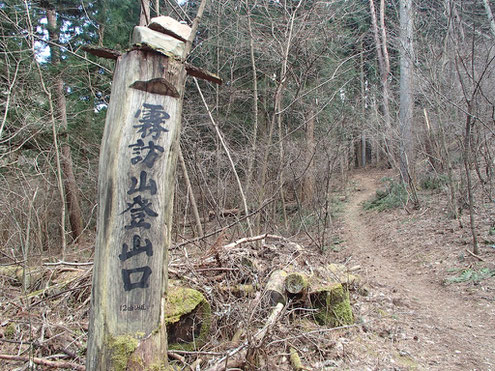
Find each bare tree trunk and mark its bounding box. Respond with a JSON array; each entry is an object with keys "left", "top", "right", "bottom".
[
  {"left": 276, "top": 0, "right": 304, "bottom": 230},
  {"left": 399, "top": 0, "right": 414, "bottom": 185},
  {"left": 360, "top": 38, "right": 367, "bottom": 167},
  {"left": 194, "top": 78, "right": 253, "bottom": 236},
  {"left": 463, "top": 113, "right": 479, "bottom": 254},
  {"left": 276, "top": 90, "right": 288, "bottom": 229},
  {"left": 369, "top": 0, "right": 393, "bottom": 162},
  {"left": 179, "top": 148, "right": 203, "bottom": 237},
  {"left": 441, "top": 0, "right": 460, "bottom": 220},
  {"left": 46, "top": 8, "right": 84, "bottom": 245},
  {"left": 245, "top": 0, "right": 260, "bottom": 197},
  {"left": 256, "top": 91, "right": 277, "bottom": 235},
  {"left": 379, "top": 0, "right": 392, "bottom": 138},
  {"left": 301, "top": 106, "right": 316, "bottom": 204},
  {"left": 440, "top": 124, "right": 459, "bottom": 219},
  {"left": 256, "top": 0, "right": 303, "bottom": 233}
]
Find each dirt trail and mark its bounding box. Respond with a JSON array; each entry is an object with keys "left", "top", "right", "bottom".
[{"left": 342, "top": 171, "right": 495, "bottom": 370}]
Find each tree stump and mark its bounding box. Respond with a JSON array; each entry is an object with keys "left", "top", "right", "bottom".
[
  {"left": 309, "top": 283, "right": 353, "bottom": 327},
  {"left": 166, "top": 286, "right": 211, "bottom": 351}
]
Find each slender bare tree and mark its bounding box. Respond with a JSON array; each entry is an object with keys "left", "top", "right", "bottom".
[{"left": 399, "top": 0, "right": 414, "bottom": 186}]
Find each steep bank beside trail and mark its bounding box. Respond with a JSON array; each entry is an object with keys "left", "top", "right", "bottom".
[{"left": 340, "top": 170, "right": 495, "bottom": 370}]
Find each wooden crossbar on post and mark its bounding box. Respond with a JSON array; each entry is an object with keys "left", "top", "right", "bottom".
[{"left": 86, "top": 13, "right": 220, "bottom": 370}]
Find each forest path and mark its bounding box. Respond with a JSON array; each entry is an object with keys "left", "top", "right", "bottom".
[{"left": 341, "top": 170, "right": 495, "bottom": 370}]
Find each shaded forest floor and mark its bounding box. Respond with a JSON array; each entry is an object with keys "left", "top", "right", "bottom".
[{"left": 1, "top": 169, "right": 495, "bottom": 370}]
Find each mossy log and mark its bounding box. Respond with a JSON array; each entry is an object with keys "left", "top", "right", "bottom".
[
  {"left": 285, "top": 272, "right": 308, "bottom": 295},
  {"left": 309, "top": 283, "right": 353, "bottom": 327},
  {"left": 166, "top": 286, "right": 211, "bottom": 351},
  {"left": 217, "top": 283, "right": 256, "bottom": 297},
  {"left": 0, "top": 266, "right": 44, "bottom": 290},
  {"left": 265, "top": 270, "right": 287, "bottom": 306}
]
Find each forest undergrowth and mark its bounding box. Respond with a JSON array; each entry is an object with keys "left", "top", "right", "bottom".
[{"left": 1, "top": 167, "right": 494, "bottom": 370}]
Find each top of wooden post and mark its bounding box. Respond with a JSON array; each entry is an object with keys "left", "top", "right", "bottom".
[
  {"left": 148, "top": 16, "right": 192, "bottom": 42},
  {"left": 132, "top": 26, "right": 185, "bottom": 58},
  {"left": 82, "top": 15, "right": 221, "bottom": 85}
]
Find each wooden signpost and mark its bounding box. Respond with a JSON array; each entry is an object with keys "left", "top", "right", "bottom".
[{"left": 86, "top": 10, "right": 220, "bottom": 370}]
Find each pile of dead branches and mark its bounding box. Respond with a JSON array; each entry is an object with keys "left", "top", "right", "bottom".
[
  {"left": 169, "top": 233, "right": 365, "bottom": 370},
  {"left": 0, "top": 262, "right": 92, "bottom": 370}
]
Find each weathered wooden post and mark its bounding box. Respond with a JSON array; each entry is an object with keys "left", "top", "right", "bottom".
[{"left": 86, "top": 9, "right": 220, "bottom": 370}]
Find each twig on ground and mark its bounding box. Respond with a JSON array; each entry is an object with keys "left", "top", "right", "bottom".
[
  {"left": 0, "top": 354, "right": 84, "bottom": 370},
  {"left": 206, "top": 302, "right": 285, "bottom": 371},
  {"left": 223, "top": 234, "right": 288, "bottom": 249},
  {"left": 466, "top": 249, "right": 485, "bottom": 262},
  {"left": 43, "top": 261, "right": 93, "bottom": 266},
  {"left": 168, "top": 350, "right": 225, "bottom": 356}
]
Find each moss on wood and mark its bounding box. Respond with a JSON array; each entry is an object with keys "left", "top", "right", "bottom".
[
  {"left": 108, "top": 335, "right": 139, "bottom": 371},
  {"left": 310, "top": 283, "right": 353, "bottom": 327},
  {"left": 285, "top": 272, "right": 308, "bottom": 294},
  {"left": 290, "top": 347, "right": 304, "bottom": 370},
  {"left": 165, "top": 287, "right": 211, "bottom": 351},
  {"left": 4, "top": 322, "right": 16, "bottom": 339}
]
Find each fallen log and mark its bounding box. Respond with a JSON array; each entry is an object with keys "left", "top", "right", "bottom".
[
  {"left": 285, "top": 272, "right": 308, "bottom": 295},
  {"left": 222, "top": 233, "right": 294, "bottom": 250},
  {"left": 265, "top": 270, "right": 287, "bottom": 306},
  {"left": 217, "top": 283, "right": 257, "bottom": 297}
]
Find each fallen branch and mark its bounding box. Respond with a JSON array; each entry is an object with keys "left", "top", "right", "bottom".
[
  {"left": 43, "top": 261, "right": 93, "bottom": 266},
  {"left": 466, "top": 249, "right": 485, "bottom": 262},
  {"left": 268, "top": 323, "right": 362, "bottom": 346},
  {"left": 168, "top": 350, "right": 225, "bottom": 356},
  {"left": 168, "top": 351, "right": 194, "bottom": 371},
  {"left": 253, "top": 302, "right": 284, "bottom": 345},
  {"left": 223, "top": 234, "right": 287, "bottom": 249},
  {"left": 265, "top": 270, "right": 288, "bottom": 306},
  {"left": 206, "top": 302, "right": 285, "bottom": 371},
  {"left": 0, "top": 354, "right": 84, "bottom": 370}
]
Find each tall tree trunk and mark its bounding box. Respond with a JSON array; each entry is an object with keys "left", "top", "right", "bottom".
[
  {"left": 46, "top": 8, "right": 84, "bottom": 245},
  {"left": 256, "top": 0, "right": 303, "bottom": 233},
  {"left": 179, "top": 148, "right": 203, "bottom": 237},
  {"left": 256, "top": 87, "right": 279, "bottom": 235},
  {"left": 276, "top": 0, "right": 304, "bottom": 230},
  {"left": 463, "top": 112, "right": 479, "bottom": 254},
  {"left": 360, "top": 38, "right": 367, "bottom": 167},
  {"left": 441, "top": 0, "right": 460, "bottom": 220},
  {"left": 369, "top": 0, "right": 393, "bottom": 163},
  {"left": 301, "top": 105, "right": 316, "bottom": 204},
  {"left": 245, "top": 0, "right": 260, "bottom": 198},
  {"left": 399, "top": 0, "right": 414, "bottom": 185}
]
